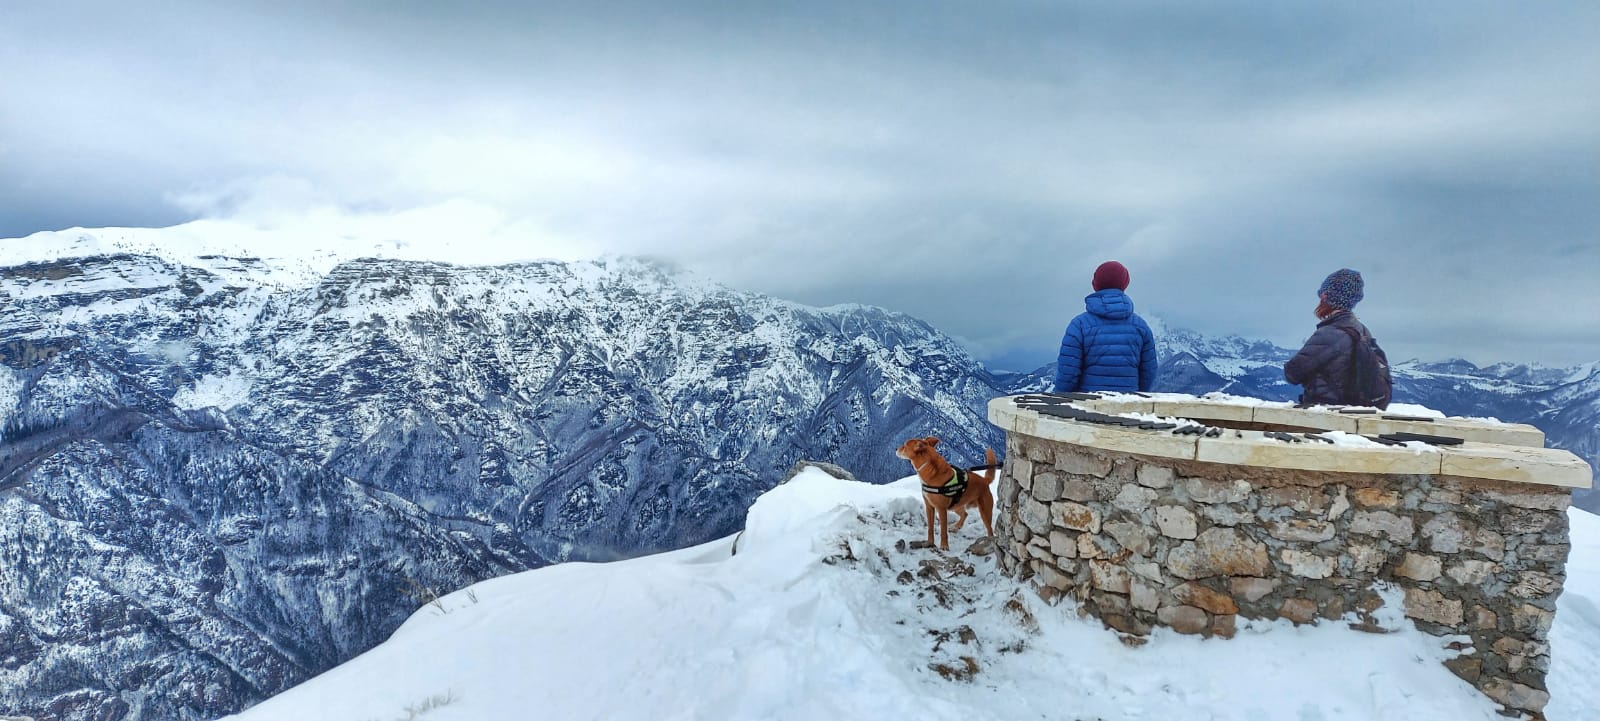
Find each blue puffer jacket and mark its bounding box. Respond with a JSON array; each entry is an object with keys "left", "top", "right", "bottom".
[{"left": 1053, "top": 289, "right": 1158, "bottom": 393}]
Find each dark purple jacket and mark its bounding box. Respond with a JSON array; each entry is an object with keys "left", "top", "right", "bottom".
[{"left": 1284, "top": 311, "right": 1373, "bottom": 406}]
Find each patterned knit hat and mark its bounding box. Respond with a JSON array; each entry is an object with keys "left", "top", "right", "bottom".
[
  {"left": 1092, "top": 261, "right": 1130, "bottom": 291},
  {"left": 1318, "top": 268, "right": 1364, "bottom": 310}
]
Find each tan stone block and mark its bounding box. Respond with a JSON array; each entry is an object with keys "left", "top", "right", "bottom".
[
  {"left": 1019, "top": 496, "right": 1052, "bottom": 535},
  {"left": 1200, "top": 504, "right": 1252, "bottom": 527},
  {"left": 1135, "top": 464, "right": 1175, "bottom": 489},
  {"left": 1031, "top": 472, "right": 1062, "bottom": 502},
  {"left": 1471, "top": 605, "right": 1498, "bottom": 631},
  {"left": 1090, "top": 560, "right": 1132, "bottom": 595},
  {"left": 1112, "top": 484, "right": 1158, "bottom": 514},
  {"left": 1251, "top": 405, "right": 1359, "bottom": 433},
  {"left": 1279, "top": 598, "right": 1319, "bottom": 625},
  {"left": 1048, "top": 530, "right": 1078, "bottom": 559},
  {"left": 1511, "top": 604, "right": 1554, "bottom": 635},
  {"left": 1480, "top": 678, "right": 1551, "bottom": 713},
  {"left": 1179, "top": 477, "right": 1252, "bottom": 504},
  {"left": 1476, "top": 488, "right": 1574, "bottom": 511},
  {"left": 1349, "top": 510, "right": 1415, "bottom": 543},
  {"left": 1396, "top": 553, "right": 1442, "bottom": 582},
  {"left": 1403, "top": 587, "right": 1464, "bottom": 627},
  {"left": 1452, "top": 559, "right": 1497, "bottom": 588},
  {"left": 1355, "top": 415, "right": 1544, "bottom": 447},
  {"left": 1055, "top": 449, "right": 1113, "bottom": 477},
  {"left": 1501, "top": 508, "right": 1559, "bottom": 534},
  {"left": 1352, "top": 487, "right": 1401, "bottom": 509},
  {"left": 1422, "top": 512, "right": 1471, "bottom": 554},
  {"left": 1195, "top": 429, "right": 1441, "bottom": 475},
  {"left": 1130, "top": 580, "right": 1160, "bottom": 612},
  {"left": 1034, "top": 563, "right": 1075, "bottom": 591},
  {"left": 1150, "top": 398, "right": 1255, "bottom": 424},
  {"left": 1104, "top": 521, "right": 1153, "bottom": 557},
  {"left": 1155, "top": 505, "right": 1198, "bottom": 539},
  {"left": 1510, "top": 571, "right": 1560, "bottom": 599},
  {"left": 1129, "top": 560, "right": 1164, "bottom": 584},
  {"left": 1167, "top": 528, "right": 1270, "bottom": 579},
  {"left": 1267, "top": 518, "right": 1335, "bottom": 543},
  {"left": 1259, "top": 486, "right": 1329, "bottom": 514},
  {"left": 1082, "top": 398, "right": 1156, "bottom": 415},
  {"left": 1492, "top": 637, "right": 1549, "bottom": 674},
  {"left": 1230, "top": 576, "right": 1280, "bottom": 603},
  {"left": 1279, "top": 549, "right": 1335, "bottom": 579},
  {"left": 994, "top": 399, "right": 1203, "bottom": 463},
  {"left": 1156, "top": 605, "right": 1210, "bottom": 634},
  {"left": 1060, "top": 479, "right": 1097, "bottom": 502},
  {"left": 1438, "top": 442, "right": 1592, "bottom": 489},
  {"left": 1172, "top": 582, "right": 1239, "bottom": 615},
  {"left": 1326, "top": 486, "right": 1351, "bottom": 521},
  {"left": 1425, "top": 487, "right": 1463, "bottom": 506},
  {"left": 1210, "top": 613, "right": 1237, "bottom": 639},
  {"left": 1473, "top": 529, "right": 1506, "bottom": 562},
  {"left": 1058, "top": 502, "right": 1101, "bottom": 534},
  {"left": 1521, "top": 542, "right": 1571, "bottom": 564},
  {"left": 1077, "top": 533, "right": 1105, "bottom": 560},
  {"left": 1344, "top": 544, "right": 1386, "bottom": 575},
  {"left": 1443, "top": 655, "right": 1481, "bottom": 684}
]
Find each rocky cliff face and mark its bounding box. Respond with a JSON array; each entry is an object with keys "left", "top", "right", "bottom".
[{"left": 0, "top": 250, "right": 1009, "bottom": 720}]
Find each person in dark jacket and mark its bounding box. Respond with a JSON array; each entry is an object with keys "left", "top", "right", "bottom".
[
  {"left": 1284, "top": 268, "right": 1381, "bottom": 406},
  {"left": 1053, "top": 260, "right": 1158, "bottom": 393}
]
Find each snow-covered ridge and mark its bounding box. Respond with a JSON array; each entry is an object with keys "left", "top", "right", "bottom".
[
  {"left": 223, "top": 469, "right": 1600, "bottom": 721},
  {"left": 2, "top": 213, "right": 583, "bottom": 277}
]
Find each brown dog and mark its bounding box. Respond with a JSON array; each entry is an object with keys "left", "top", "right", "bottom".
[{"left": 896, "top": 437, "right": 997, "bottom": 551}]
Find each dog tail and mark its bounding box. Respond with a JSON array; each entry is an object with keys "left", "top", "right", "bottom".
[{"left": 974, "top": 447, "right": 998, "bottom": 483}]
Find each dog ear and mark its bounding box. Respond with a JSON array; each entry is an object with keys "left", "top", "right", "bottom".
[{"left": 924, "top": 436, "right": 940, "bottom": 447}]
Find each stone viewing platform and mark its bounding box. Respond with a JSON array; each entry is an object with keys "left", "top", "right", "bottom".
[{"left": 989, "top": 392, "right": 1593, "bottom": 719}]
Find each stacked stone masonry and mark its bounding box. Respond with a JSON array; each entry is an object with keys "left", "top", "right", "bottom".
[{"left": 994, "top": 431, "right": 1575, "bottom": 718}]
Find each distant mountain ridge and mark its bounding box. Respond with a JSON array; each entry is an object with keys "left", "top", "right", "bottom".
[{"left": 0, "top": 232, "right": 1594, "bottom": 720}]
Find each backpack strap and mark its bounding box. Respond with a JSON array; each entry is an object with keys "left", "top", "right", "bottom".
[{"left": 1334, "top": 326, "right": 1365, "bottom": 405}]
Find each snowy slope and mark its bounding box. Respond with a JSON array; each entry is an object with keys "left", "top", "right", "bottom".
[{"left": 223, "top": 468, "right": 1600, "bottom": 721}]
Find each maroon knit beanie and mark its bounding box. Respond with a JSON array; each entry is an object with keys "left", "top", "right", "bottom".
[{"left": 1092, "top": 261, "right": 1130, "bottom": 291}]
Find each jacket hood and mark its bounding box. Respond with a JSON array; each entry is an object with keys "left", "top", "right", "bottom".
[{"left": 1085, "top": 289, "right": 1134, "bottom": 320}]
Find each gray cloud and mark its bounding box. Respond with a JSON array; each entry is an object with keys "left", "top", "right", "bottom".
[{"left": 2, "top": 1, "right": 1596, "bottom": 367}]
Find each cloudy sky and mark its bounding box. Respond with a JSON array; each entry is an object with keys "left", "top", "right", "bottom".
[{"left": 3, "top": 1, "right": 1597, "bottom": 369}]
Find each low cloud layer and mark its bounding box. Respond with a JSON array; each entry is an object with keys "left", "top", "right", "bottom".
[{"left": 3, "top": 1, "right": 1596, "bottom": 367}]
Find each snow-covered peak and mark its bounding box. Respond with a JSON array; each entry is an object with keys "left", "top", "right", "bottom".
[
  {"left": 223, "top": 469, "right": 1600, "bottom": 721},
  {"left": 1, "top": 212, "right": 606, "bottom": 288}
]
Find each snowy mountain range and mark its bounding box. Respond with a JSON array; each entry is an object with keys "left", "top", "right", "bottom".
[
  {"left": 0, "top": 235, "right": 1008, "bottom": 721},
  {"left": 0, "top": 228, "right": 1595, "bottom": 720}
]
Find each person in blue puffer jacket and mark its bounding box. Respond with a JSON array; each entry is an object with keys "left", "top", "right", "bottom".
[{"left": 1053, "top": 260, "right": 1159, "bottom": 393}]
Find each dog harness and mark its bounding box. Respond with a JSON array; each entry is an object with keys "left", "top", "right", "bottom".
[{"left": 922, "top": 468, "right": 968, "bottom": 499}]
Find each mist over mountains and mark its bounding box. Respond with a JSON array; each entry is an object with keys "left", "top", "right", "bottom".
[{"left": 0, "top": 237, "right": 1594, "bottom": 720}]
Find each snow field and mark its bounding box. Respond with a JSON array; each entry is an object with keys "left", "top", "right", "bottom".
[{"left": 223, "top": 469, "right": 1600, "bottom": 721}]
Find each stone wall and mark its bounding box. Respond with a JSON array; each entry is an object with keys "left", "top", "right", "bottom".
[{"left": 993, "top": 433, "right": 1573, "bottom": 718}]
